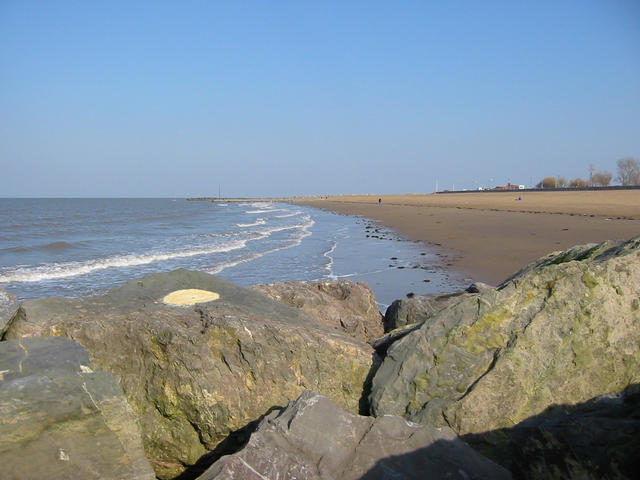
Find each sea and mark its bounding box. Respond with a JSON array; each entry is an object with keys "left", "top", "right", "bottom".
[{"left": 0, "top": 198, "right": 464, "bottom": 310}]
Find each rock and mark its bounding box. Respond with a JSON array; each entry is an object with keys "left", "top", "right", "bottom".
[
  {"left": 378, "top": 282, "right": 496, "bottom": 346},
  {"left": 370, "top": 237, "right": 640, "bottom": 435},
  {"left": 5, "top": 269, "right": 374, "bottom": 479},
  {"left": 462, "top": 384, "right": 640, "bottom": 479},
  {"left": 369, "top": 322, "right": 424, "bottom": 353},
  {"left": 0, "top": 336, "right": 155, "bottom": 480},
  {"left": 0, "top": 289, "right": 20, "bottom": 337},
  {"left": 197, "top": 390, "right": 512, "bottom": 480},
  {"left": 383, "top": 290, "right": 472, "bottom": 332},
  {"left": 465, "top": 282, "right": 494, "bottom": 294},
  {"left": 251, "top": 279, "right": 383, "bottom": 342}
]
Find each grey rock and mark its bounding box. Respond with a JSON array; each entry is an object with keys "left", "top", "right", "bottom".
[
  {"left": 383, "top": 290, "right": 471, "bottom": 332},
  {"left": 465, "top": 282, "right": 494, "bottom": 294},
  {"left": 0, "top": 336, "right": 155, "bottom": 480},
  {"left": 0, "top": 289, "right": 20, "bottom": 338},
  {"left": 197, "top": 390, "right": 511, "bottom": 480},
  {"left": 370, "top": 237, "right": 640, "bottom": 435},
  {"left": 380, "top": 282, "right": 495, "bottom": 341},
  {"left": 462, "top": 384, "right": 640, "bottom": 479},
  {"left": 369, "top": 322, "right": 423, "bottom": 353},
  {"left": 5, "top": 269, "right": 374, "bottom": 479},
  {"left": 251, "top": 279, "right": 383, "bottom": 342}
]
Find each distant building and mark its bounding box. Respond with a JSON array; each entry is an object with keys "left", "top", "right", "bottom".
[{"left": 494, "top": 183, "right": 521, "bottom": 191}]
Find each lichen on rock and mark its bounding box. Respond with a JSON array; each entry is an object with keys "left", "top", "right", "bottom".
[
  {"left": 5, "top": 270, "right": 374, "bottom": 479},
  {"left": 251, "top": 279, "right": 383, "bottom": 342},
  {"left": 370, "top": 237, "right": 640, "bottom": 435}
]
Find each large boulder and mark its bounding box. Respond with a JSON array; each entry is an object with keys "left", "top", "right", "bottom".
[
  {"left": 198, "top": 390, "right": 511, "bottom": 480},
  {"left": 251, "top": 279, "right": 383, "bottom": 342},
  {"left": 0, "top": 289, "right": 20, "bottom": 337},
  {"left": 383, "top": 290, "right": 473, "bottom": 332},
  {"left": 4, "top": 270, "right": 374, "bottom": 479},
  {"left": 463, "top": 384, "right": 640, "bottom": 479},
  {"left": 370, "top": 237, "right": 640, "bottom": 435},
  {"left": 0, "top": 336, "right": 155, "bottom": 480},
  {"left": 383, "top": 283, "right": 494, "bottom": 333}
]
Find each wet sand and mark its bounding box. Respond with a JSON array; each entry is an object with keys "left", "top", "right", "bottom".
[{"left": 291, "top": 191, "right": 640, "bottom": 285}]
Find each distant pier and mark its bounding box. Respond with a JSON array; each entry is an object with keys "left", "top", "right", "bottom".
[{"left": 187, "top": 197, "right": 299, "bottom": 202}]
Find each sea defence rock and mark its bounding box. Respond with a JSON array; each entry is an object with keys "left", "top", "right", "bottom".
[
  {"left": 462, "top": 384, "right": 640, "bottom": 479},
  {"left": 4, "top": 270, "right": 374, "bottom": 479},
  {"left": 383, "top": 290, "right": 474, "bottom": 332},
  {"left": 0, "top": 336, "right": 155, "bottom": 480},
  {"left": 0, "top": 289, "right": 20, "bottom": 337},
  {"left": 370, "top": 237, "right": 640, "bottom": 436},
  {"left": 251, "top": 279, "right": 383, "bottom": 342},
  {"left": 198, "top": 390, "right": 511, "bottom": 480}
]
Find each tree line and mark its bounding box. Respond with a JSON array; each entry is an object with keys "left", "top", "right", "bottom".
[{"left": 537, "top": 157, "right": 640, "bottom": 189}]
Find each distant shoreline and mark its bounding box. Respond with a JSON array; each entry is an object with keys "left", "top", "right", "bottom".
[
  {"left": 187, "top": 197, "right": 298, "bottom": 203},
  {"left": 189, "top": 188, "right": 640, "bottom": 217},
  {"left": 288, "top": 191, "right": 640, "bottom": 285}
]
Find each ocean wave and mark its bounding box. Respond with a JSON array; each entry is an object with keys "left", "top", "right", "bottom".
[
  {"left": 195, "top": 231, "right": 239, "bottom": 238},
  {"left": 245, "top": 207, "right": 288, "bottom": 214},
  {"left": 1, "top": 216, "right": 316, "bottom": 284},
  {"left": 3, "top": 241, "right": 77, "bottom": 253},
  {"left": 209, "top": 217, "right": 314, "bottom": 274},
  {"left": 272, "top": 211, "right": 302, "bottom": 218},
  {"left": 245, "top": 209, "right": 271, "bottom": 214},
  {"left": 236, "top": 218, "right": 266, "bottom": 228},
  {"left": 0, "top": 240, "right": 249, "bottom": 283},
  {"left": 262, "top": 208, "right": 289, "bottom": 213},
  {"left": 251, "top": 216, "right": 314, "bottom": 237}
]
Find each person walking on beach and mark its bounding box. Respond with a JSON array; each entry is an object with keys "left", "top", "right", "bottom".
[{"left": 378, "top": 198, "right": 382, "bottom": 205}]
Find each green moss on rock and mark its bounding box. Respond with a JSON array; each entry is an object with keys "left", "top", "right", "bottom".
[
  {"left": 370, "top": 236, "right": 640, "bottom": 439},
  {"left": 581, "top": 271, "right": 599, "bottom": 288}
]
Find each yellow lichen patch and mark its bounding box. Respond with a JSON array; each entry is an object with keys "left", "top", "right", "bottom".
[{"left": 163, "top": 289, "right": 220, "bottom": 305}]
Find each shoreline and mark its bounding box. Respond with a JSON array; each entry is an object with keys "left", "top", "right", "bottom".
[{"left": 290, "top": 191, "right": 640, "bottom": 285}]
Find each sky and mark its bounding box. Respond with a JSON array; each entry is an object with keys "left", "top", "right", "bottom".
[{"left": 1, "top": 0, "right": 639, "bottom": 197}]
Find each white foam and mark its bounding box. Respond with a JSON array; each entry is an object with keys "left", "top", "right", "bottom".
[
  {"left": 262, "top": 208, "right": 288, "bottom": 213},
  {"left": 0, "top": 239, "right": 249, "bottom": 283},
  {"left": 245, "top": 208, "right": 288, "bottom": 214},
  {"left": 1, "top": 214, "right": 316, "bottom": 285},
  {"left": 209, "top": 217, "right": 314, "bottom": 274},
  {"left": 236, "top": 218, "right": 266, "bottom": 228},
  {"left": 322, "top": 241, "right": 338, "bottom": 280},
  {"left": 238, "top": 216, "right": 313, "bottom": 245},
  {"left": 273, "top": 211, "right": 302, "bottom": 218}
]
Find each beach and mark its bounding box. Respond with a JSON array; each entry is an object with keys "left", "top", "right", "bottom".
[{"left": 291, "top": 190, "right": 640, "bottom": 285}]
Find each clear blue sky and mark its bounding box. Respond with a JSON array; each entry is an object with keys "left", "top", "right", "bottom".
[{"left": 1, "top": 0, "right": 639, "bottom": 197}]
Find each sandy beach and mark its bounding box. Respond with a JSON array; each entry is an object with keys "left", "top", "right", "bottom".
[{"left": 291, "top": 190, "right": 640, "bottom": 285}]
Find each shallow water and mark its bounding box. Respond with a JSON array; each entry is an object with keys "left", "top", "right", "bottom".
[{"left": 0, "top": 199, "right": 464, "bottom": 308}]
